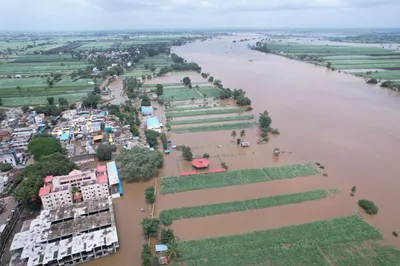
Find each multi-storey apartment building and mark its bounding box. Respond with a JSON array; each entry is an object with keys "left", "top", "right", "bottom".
[{"left": 39, "top": 166, "right": 109, "bottom": 210}]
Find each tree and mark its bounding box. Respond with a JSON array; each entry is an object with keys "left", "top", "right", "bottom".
[
  {"left": 182, "top": 146, "right": 193, "bottom": 161},
  {"left": 82, "top": 93, "right": 101, "bottom": 108},
  {"left": 327, "top": 62, "right": 332, "bottom": 69},
  {"left": 231, "top": 131, "right": 237, "bottom": 142},
  {"left": 21, "top": 105, "right": 30, "bottom": 113},
  {"left": 208, "top": 76, "right": 214, "bottom": 82},
  {"left": 160, "top": 229, "right": 175, "bottom": 244},
  {"left": 50, "top": 119, "right": 57, "bottom": 126},
  {"left": 96, "top": 144, "right": 116, "bottom": 161},
  {"left": 165, "top": 239, "right": 182, "bottom": 260},
  {"left": 366, "top": 78, "right": 378, "bottom": 84},
  {"left": 259, "top": 111, "right": 272, "bottom": 129},
  {"left": 156, "top": 84, "right": 164, "bottom": 96},
  {"left": 236, "top": 96, "right": 251, "bottom": 106},
  {"left": 141, "top": 95, "right": 151, "bottom": 107},
  {"left": 0, "top": 98, "right": 2, "bottom": 106},
  {"left": 145, "top": 186, "right": 156, "bottom": 204},
  {"left": 16, "top": 86, "right": 21, "bottom": 93},
  {"left": 28, "top": 136, "right": 62, "bottom": 160},
  {"left": 141, "top": 218, "right": 160, "bottom": 237},
  {"left": 46, "top": 77, "right": 54, "bottom": 88},
  {"left": 183, "top": 76, "right": 191, "bottom": 86},
  {"left": 149, "top": 64, "right": 156, "bottom": 72},
  {"left": 358, "top": 199, "right": 379, "bottom": 214},
  {"left": 58, "top": 97, "right": 69, "bottom": 108},
  {"left": 116, "top": 147, "right": 164, "bottom": 182},
  {"left": 145, "top": 130, "right": 159, "bottom": 147},
  {"left": 47, "top": 97, "right": 55, "bottom": 105},
  {"left": 130, "top": 126, "right": 140, "bottom": 136},
  {"left": 144, "top": 63, "right": 149, "bottom": 70},
  {"left": 142, "top": 75, "right": 146, "bottom": 80},
  {"left": 240, "top": 130, "right": 246, "bottom": 139}
]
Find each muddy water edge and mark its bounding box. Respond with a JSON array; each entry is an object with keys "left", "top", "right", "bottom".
[{"left": 173, "top": 36, "right": 400, "bottom": 247}]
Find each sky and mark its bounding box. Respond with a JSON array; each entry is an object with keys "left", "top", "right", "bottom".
[{"left": 1, "top": 0, "right": 399, "bottom": 31}]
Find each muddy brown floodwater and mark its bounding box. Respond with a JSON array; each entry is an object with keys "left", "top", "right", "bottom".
[
  {"left": 173, "top": 35, "right": 400, "bottom": 246},
  {"left": 88, "top": 35, "right": 400, "bottom": 266}
]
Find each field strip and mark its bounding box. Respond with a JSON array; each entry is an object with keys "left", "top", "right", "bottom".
[
  {"left": 175, "top": 215, "right": 388, "bottom": 266},
  {"left": 157, "top": 177, "right": 333, "bottom": 210},
  {"left": 161, "top": 163, "right": 320, "bottom": 194},
  {"left": 166, "top": 108, "right": 244, "bottom": 118},
  {"left": 160, "top": 189, "right": 332, "bottom": 222},
  {"left": 170, "top": 122, "right": 256, "bottom": 133},
  {"left": 165, "top": 106, "right": 212, "bottom": 112},
  {"left": 169, "top": 115, "right": 254, "bottom": 126}
]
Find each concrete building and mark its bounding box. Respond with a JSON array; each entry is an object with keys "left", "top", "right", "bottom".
[
  {"left": 145, "top": 116, "right": 162, "bottom": 133},
  {"left": 9, "top": 198, "right": 119, "bottom": 266},
  {"left": 39, "top": 169, "right": 110, "bottom": 210},
  {"left": 34, "top": 114, "right": 45, "bottom": 124}
]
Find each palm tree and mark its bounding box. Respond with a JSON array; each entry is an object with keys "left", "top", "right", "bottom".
[
  {"left": 12, "top": 184, "right": 33, "bottom": 207},
  {"left": 231, "top": 131, "right": 237, "bottom": 142},
  {"left": 165, "top": 239, "right": 182, "bottom": 260},
  {"left": 240, "top": 129, "right": 246, "bottom": 139}
]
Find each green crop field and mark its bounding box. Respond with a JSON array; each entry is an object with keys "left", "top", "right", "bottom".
[
  {"left": 161, "top": 163, "right": 319, "bottom": 194},
  {"left": 171, "top": 122, "right": 255, "bottom": 133},
  {"left": 1, "top": 93, "right": 86, "bottom": 107},
  {"left": 165, "top": 106, "right": 212, "bottom": 112},
  {"left": 0, "top": 61, "right": 89, "bottom": 76},
  {"left": 160, "top": 190, "right": 330, "bottom": 222},
  {"left": 363, "top": 70, "right": 400, "bottom": 80},
  {"left": 169, "top": 115, "right": 254, "bottom": 125},
  {"left": 166, "top": 108, "right": 244, "bottom": 118},
  {"left": 175, "top": 215, "right": 399, "bottom": 266},
  {"left": 160, "top": 86, "right": 221, "bottom": 102}
]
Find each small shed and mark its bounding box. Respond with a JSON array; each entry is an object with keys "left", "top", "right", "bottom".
[
  {"left": 192, "top": 159, "right": 209, "bottom": 169},
  {"left": 141, "top": 106, "right": 154, "bottom": 116},
  {"left": 155, "top": 244, "right": 168, "bottom": 253}
]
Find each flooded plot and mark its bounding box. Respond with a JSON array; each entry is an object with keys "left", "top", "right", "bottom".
[{"left": 176, "top": 215, "right": 400, "bottom": 266}]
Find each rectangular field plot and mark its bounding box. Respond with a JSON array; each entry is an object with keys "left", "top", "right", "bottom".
[
  {"left": 2, "top": 93, "right": 86, "bottom": 107},
  {"left": 161, "top": 163, "right": 319, "bottom": 194},
  {"left": 176, "top": 215, "right": 388, "bottom": 266},
  {"left": 160, "top": 190, "right": 329, "bottom": 222},
  {"left": 169, "top": 115, "right": 254, "bottom": 125},
  {"left": 166, "top": 108, "right": 244, "bottom": 118},
  {"left": 170, "top": 122, "right": 255, "bottom": 133},
  {"left": 161, "top": 88, "right": 202, "bottom": 101}
]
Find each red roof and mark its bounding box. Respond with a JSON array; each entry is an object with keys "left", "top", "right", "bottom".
[
  {"left": 209, "top": 168, "right": 227, "bottom": 173},
  {"left": 192, "top": 159, "right": 210, "bottom": 169},
  {"left": 44, "top": 175, "right": 53, "bottom": 183},
  {"left": 96, "top": 175, "right": 108, "bottom": 184},
  {"left": 97, "top": 165, "right": 107, "bottom": 173},
  {"left": 39, "top": 185, "right": 52, "bottom": 196}
]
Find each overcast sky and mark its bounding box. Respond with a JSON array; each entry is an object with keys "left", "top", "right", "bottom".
[{"left": 1, "top": 0, "right": 399, "bottom": 31}]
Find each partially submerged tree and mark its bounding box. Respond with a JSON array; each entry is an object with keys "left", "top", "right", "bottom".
[
  {"left": 156, "top": 84, "right": 164, "bottom": 96},
  {"left": 181, "top": 146, "right": 193, "bottom": 161},
  {"left": 141, "top": 218, "right": 160, "bottom": 237},
  {"left": 165, "top": 239, "right": 182, "bottom": 260},
  {"left": 182, "top": 76, "right": 191, "bottom": 86},
  {"left": 231, "top": 131, "right": 237, "bottom": 142},
  {"left": 116, "top": 147, "right": 164, "bottom": 182}
]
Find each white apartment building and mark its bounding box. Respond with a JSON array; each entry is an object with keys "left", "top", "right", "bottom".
[{"left": 39, "top": 167, "right": 110, "bottom": 210}]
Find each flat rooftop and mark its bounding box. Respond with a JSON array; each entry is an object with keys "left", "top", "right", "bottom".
[{"left": 9, "top": 198, "right": 117, "bottom": 265}]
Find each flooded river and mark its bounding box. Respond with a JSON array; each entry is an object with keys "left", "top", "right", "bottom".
[
  {"left": 173, "top": 36, "right": 400, "bottom": 245},
  {"left": 90, "top": 35, "right": 400, "bottom": 265}
]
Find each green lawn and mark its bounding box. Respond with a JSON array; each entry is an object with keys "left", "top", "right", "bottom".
[
  {"left": 160, "top": 189, "right": 330, "bottom": 222},
  {"left": 169, "top": 115, "right": 254, "bottom": 125},
  {"left": 161, "top": 163, "right": 320, "bottom": 194},
  {"left": 171, "top": 122, "right": 255, "bottom": 133},
  {"left": 166, "top": 108, "right": 244, "bottom": 118},
  {"left": 176, "top": 215, "right": 396, "bottom": 266}
]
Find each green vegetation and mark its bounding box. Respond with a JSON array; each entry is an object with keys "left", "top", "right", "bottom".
[
  {"left": 177, "top": 215, "right": 393, "bottom": 266},
  {"left": 116, "top": 147, "right": 164, "bottom": 182},
  {"left": 358, "top": 199, "right": 379, "bottom": 214},
  {"left": 171, "top": 122, "right": 256, "bottom": 133},
  {"left": 160, "top": 86, "right": 220, "bottom": 101},
  {"left": 96, "top": 144, "right": 116, "bottom": 161},
  {"left": 181, "top": 146, "right": 193, "bottom": 161},
  {"left": 161, "top": 229, "right": 175, "bottom": 244},
  {"left": 141, "top": 218, "right": 160, "bottom": 237},
  {"left": 160, "top": 190, "right": 330, "bottom": 222},
  {"left": 141, "top": 244, "right": 152, "bottom": 266},
  {"left": 165, "top": 106, "right": 212, "bottom": 112},
  {"left": 0, "top": 163, "right": 12, "bottom": 172},
  {"left": 28, "top": 135, "right": 62, "bottom": 160},
  {"left": 169, "top": 115, "right": 254, "bottom": 125},
  {"left": 166, "top": 108, "right": 244, "bottom": 118},
  {"left": 161, "top": 163, "right": 319, "bottom": 194},
  {"left": 145, "top": 186, "right": 156, "bottom": 204}
]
